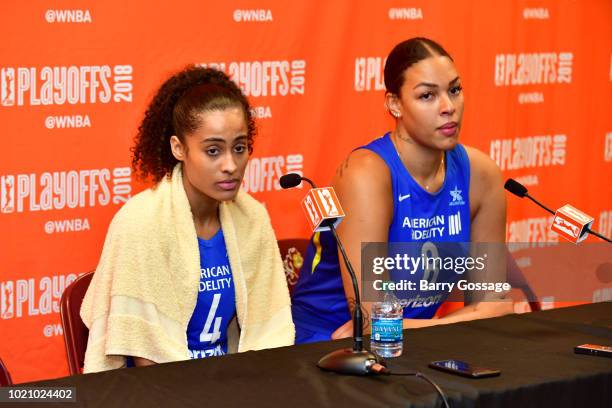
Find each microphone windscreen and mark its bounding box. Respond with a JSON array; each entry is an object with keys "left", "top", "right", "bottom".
[
  {"left": 504, "top": 178, "right": 528, "bottom": 198},
  {"left": 280, "top": 173, "right": 302, "bottom": 189}
]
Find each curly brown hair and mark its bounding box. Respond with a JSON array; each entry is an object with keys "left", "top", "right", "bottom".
[{"left": 131, "top": 65, "right": 256, "bottom": 183}]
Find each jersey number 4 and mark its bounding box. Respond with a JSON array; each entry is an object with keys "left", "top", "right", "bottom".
[{"left": 200, "top": 293, "right": 222, "bottom": 343}]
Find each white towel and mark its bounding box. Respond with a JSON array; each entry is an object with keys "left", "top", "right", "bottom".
[{"left": 80, "top": 164, "right": 294, "bottom": 372}]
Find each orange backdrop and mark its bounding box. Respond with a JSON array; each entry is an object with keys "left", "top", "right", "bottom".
[{"left": 1, "top": 0, "right": 611, "bottom": 383}]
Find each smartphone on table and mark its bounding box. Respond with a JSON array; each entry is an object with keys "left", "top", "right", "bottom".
[
  {"left": 574, "top": 344, "right": 612, "bottom": 358},
  {"left": 429, "top": 359, "right": 501, "bottom": 378}
]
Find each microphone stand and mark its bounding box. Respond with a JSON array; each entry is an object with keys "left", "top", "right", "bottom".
[{"left": 292, "top": 176, "right": 384, "bottom": 375}]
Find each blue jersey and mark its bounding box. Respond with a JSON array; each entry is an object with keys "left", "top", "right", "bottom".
[
  {"left": 186, "top": 229, "right": 236, "bottom": 358},
  {"left": 291, "top": 133, "right": 471, "bottom": 344}
]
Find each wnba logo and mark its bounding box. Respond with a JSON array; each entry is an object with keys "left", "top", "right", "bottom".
[
  {"left": 354, "top": 57, "right": 386, "bottom": 92},
  {"left": 1, "top": 68, "right": 16, "bottom": 106},
  {"left": 317, "top": 189, "right": 339, "bottom": 216},
  {"left": 303, "top": 195, "right": 321, "bottom": 227},
  {"left": 301, "top": 187, "right": 345, "bottom": 232},
  {"left": 1, "top": 175, "right": 15, "bottom": 213},
  {"left": 1, "top": 281, "right": 14, "bottom": 319}
]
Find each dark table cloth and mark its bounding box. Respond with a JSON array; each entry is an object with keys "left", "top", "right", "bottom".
[{"left": 9, "top": 302, "right": 612, "bottom": 408}]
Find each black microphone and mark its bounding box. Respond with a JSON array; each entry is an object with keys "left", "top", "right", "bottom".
[
  {"left": 279, "top": 173, "right": 302, "bottom": 189},
  {"left": 279, "top": 173, "right": 316, "bottom": 190},
  {"left": 504, "top": 178, "right": 611, "bottom": 243},
  {"left": 504, "top": 178, "right": 555, "bottom": 215},
  {"left": 280, "top": 172, "right": 385, "bottom": 375},
  {"left": 504, "top": 178, "right": 527, "bottom": 198}
]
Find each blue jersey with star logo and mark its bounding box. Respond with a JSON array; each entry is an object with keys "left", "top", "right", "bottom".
[
  {"left": 375, "top": 133, "right": 471, "bottom": 244},
  {"left": 291, "top": 132, "right": 471, "bottom": 344}
]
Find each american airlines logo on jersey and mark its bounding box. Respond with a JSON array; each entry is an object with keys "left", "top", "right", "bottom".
[
  {"left": 449, "top": 186, "right": 465, "bottom": 206},
  {"left": 401, "top": 210, "right": 463, "bottom": 239}
]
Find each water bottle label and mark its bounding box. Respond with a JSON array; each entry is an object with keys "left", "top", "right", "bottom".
[{"left": 371, "top": 318, "right": 403, "bottom": 343}]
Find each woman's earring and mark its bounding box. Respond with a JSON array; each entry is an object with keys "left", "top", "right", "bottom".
[{"left": 392, "top": 111, "right": 401, "bottom": 118}]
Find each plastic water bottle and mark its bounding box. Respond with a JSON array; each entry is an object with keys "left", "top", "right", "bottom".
[{"left": 370, "top": 291, "right": 403, "bottom": 358}]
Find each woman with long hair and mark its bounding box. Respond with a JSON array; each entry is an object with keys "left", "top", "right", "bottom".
[{"left": 291, "top": 38, "right": 512, "bottom": 344}]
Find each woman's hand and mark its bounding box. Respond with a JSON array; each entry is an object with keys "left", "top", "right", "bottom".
[
  {"left": 132, "top": 357, "right": 156, "bottom": 367},
  {"left": 331, "top": 319, "right": 353, "bottom": 340}
]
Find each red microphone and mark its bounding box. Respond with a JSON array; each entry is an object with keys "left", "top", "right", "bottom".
[
  {"left": 551, "top": 204, "right": 594, "bottom": 243},
  {"left": 504, "top": 178, "right": 611, "bottom": 243},
  {"left": 301, "top": 187, "right": 345, "bottom": 232}
]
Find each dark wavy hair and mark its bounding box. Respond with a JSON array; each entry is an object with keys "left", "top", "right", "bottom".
[
  {"left": 384, "top": 37, "right": 453, "bottom": 96},
  {"left": 131, "top": 65, "right": 256, "bottom": 183}
]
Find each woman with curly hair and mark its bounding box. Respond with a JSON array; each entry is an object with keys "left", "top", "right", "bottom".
[{"left": 80, "top": 66, "right": 295, "bottom": 372}]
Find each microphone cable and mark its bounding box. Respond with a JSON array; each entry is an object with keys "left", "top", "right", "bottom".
[
  {"left": 586, "top": 228, "right": 612, "bottom": 243},
  {"left": 369, "top": 363, "right": 451, "bottom": 408}
]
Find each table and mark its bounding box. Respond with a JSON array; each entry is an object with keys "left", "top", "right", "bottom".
[{"left": 8, "top": 302, "right": 612, "bottom": 408}]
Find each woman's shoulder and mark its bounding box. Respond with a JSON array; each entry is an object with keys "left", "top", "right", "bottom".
[
  {"left": 463, "top": 145, "right": 503, "bottom": 185},
  {"left": 332, "top": 148, "right": 391, "bottom": 188},
  {"left": 108, "top": 184, "right": 164, "bottom": 234},
  {"left": 330, "top": 148, "right": 394, "bottom": 220},
  {"left": 462, "top": 145, "right": 505, "bottom": 211}
]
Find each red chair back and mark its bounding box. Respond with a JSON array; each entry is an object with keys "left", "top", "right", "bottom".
[
  {"left": 277, "top": 238, "right": 309, "bottom": 294},
  {"left": 60, "top": 272, "right": 94, "bottom": 375},
  {"left": 0, "top": 358, "right": 13, "bottom": 386}
]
